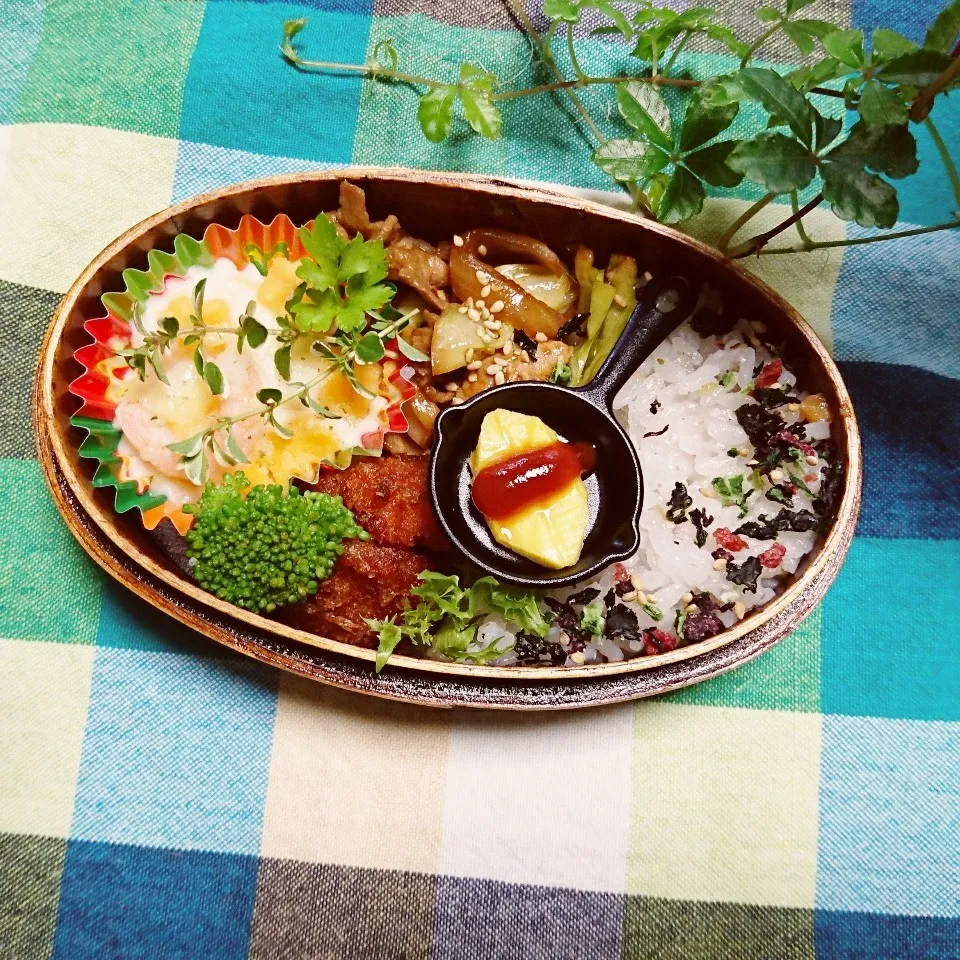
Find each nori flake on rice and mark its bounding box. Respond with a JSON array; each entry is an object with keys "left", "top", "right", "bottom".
[
  {"left": 690, "top": 507, "right": 714, "bottom": 547},
  {"left": 735, "top": 508, "right": 818, "bottom": 540},
  {"left": 736, "top": 402, "right": 786, "bottom": 452},
  {"left": 726, "top": 556, "right": 762, "bottom": 592},
  {"left": 666, "top": 482, "right": 693, "bottom": 523},
  {"left": 514, "top": 632, "right": 566, "bottom": 666}
]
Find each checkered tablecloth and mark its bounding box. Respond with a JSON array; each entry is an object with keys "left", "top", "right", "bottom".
[{"left": 1, "top": 0, "right": 958, "bottom": 957}]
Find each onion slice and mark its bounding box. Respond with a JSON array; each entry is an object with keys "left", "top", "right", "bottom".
[{"left": 449, "top": 229, "right": 574, "bottom": 339}]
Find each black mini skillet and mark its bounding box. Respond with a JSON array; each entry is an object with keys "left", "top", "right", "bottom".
[{"left": 428, "top": 276, "right": 698, "bottom": 589}]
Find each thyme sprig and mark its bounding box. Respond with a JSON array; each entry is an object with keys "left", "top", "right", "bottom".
[
  {"left": 280, "top": 0, "right": 960, "bottom": 257},
  {"left": 167, "top": 308, "right": 422, "bottom": 485}
]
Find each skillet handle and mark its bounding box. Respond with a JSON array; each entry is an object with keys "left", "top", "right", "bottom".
[{"left": 574, "top": 276, "right": 698, "bottom": 409}]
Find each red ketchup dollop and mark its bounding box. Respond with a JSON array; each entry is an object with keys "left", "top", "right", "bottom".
[{"left": 471, "top": 441, "right": 596, "bottom": 522}]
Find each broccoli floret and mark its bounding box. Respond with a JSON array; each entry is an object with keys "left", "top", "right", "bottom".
[{"left": 183, "top": 473, "right": 368, "bottom": 613}]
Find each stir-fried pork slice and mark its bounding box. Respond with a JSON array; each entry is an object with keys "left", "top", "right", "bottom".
[
  {"left": 386, "top": 238, "right": 450, "bottom": 309},
  {"left": 281, "top": 541, "right": 427, "bottom": 648}
]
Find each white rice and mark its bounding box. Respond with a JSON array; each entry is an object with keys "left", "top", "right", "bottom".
[{"left": 469, "top": 317, "right": 831, "bottom": 667}]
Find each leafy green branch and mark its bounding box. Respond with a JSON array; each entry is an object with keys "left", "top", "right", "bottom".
[{"left": 280, "top": 0, "right": 960, "bottom": 258}]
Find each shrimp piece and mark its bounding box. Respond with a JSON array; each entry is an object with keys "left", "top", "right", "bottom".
[{"left": 114, "top": 403, "right": 183, "bottom": 477}]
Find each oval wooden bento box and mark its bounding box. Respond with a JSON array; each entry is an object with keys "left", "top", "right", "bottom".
[{"left": 33, "top": 168, "right": 862, "bottom": 709}]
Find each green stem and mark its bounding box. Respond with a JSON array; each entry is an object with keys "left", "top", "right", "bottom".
[
  {"left": 505, "top": 0, "right": 654, "bottom": 217},
  {"left": 506, "top": 0, "right": 606, "bottom": 145},
  {"left": 283, "top": 50, "right": 449, "bottom": 89},
  {"left": 728, "top": 192, "right": 824, "bottom": 258},
  {"left": 174, "top": 311, "right": 416, "bottom": 457},
  {"left": 924, "top": 116, "right": 960, "bottom": 214},
  {"left": 663, "top": 31, "right": 692, "bottom": 78},
  {"left": 566, "top": 22, "right": 587, "bottom": 81},
  {"left": 756, "top": 219, "right": 960, "bottom": 255},
  {"left": 790, "top": 191, "right": 813, "bottom": 247},
  {"left": 492, "top": 73, "right": 700, "bottom": 99},
  {"left": 739, "top": 21, "right": 783, "bottom": 68},
  {"left": 717, "top": 192, "right": 777, "bottom": 253},
  {"left": 208, "top": 366, "right": 338, "bottom": 442}
]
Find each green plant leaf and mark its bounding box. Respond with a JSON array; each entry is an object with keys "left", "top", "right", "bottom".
[
  {"left": 355, "top": 331, "right": 386, "bottom": 364},
  {"left": 857, "top": 78, "right": 909, "bottom": 126},
  {"left": 924, "top": 0, "right": 960, "bottom": 52},
  {"left": 589, "top": 0, "right": 633, "bottom": 37},
  {"left": 827, "top": 120, "right": 919, "bottom": 179},
  {"left": 813, "top": 110, "right": 843, "bottom": 150},
  {"left": 210, "top": 435, "right": 237, "bottom": 469},
  {"left": 785, "top": 0, "right": 816, "bottom": 12},
  {"left": 871, "top": 28, "right": 917, "bottom": 62},
  {"left": 298, "top": 215, "right": 343, "bottom": 271},
  {"left": 203, "top": 360, "right": 224, "bottom": 396},
  {"left": 266, "top": 411, "right": 294, "bottom": 440},
  {"left": 791, "top": 18, "right": 837, "bottom": 38},
  {"left": 167, "top": 433, "right": 206, "bottom": 458},
  {"left": 192, "top": 278, "right": 206, "bottom": 323},
  {"left": 338, "top": 235, "right": 388, "bottom": 286},
  {"left": 303, "top": 393, "right": 342, "bottom": 418},
  {"left": 242, "top": 315, "right": 268, "bottom": 349},
  {"left": 656, "top": 167, "right": 705, "bottom": 224},
  {"left": 459, "top": 62, "right": 496, "bottom": 92},
  {"left": 274, "top": 343, "right": 292, "bottom": 380},
  {"left": 396, "top": 335, "right": 430, "bottom": 362},
  {"left": 290, "top": 289, "right": 340, "bottom": 331},
  {"left": 615, "top": 81, "right": 672, "bottom": 151},
  {"left": 417, "top": 86, "right": 456, "bottom": 143},
  {"left": 344, "top": 278, "right": 394, "bottom": 315},
  {"left": 257, "top": 387, "right": 282, "bottom": 406},
  {"left": 683, "top": 141, "right": 745, "bottom": 187},
  {"left": 821, "top": 162, "right": 898, "bottom": 227},
  {"left": 283, "top": 18, "right": 307, "bottom": 43},
  {"left": 704, "top": 24, "right": 751, "bottom": 59},
  {"left": 544, "top": 0, "right": 581, "bottom": 21},
  {"left": 877, "top": 49, "right": 952, "bottom": 86},
  {"left": 159, "top": 316, "right": 179, "bottom": 338},
  {"left": 296, "top": 258, "right": 339, "bottom": 294},
  {"left": 459, "top": 87, "right": 502, "bottom": 140},
  {"left": 822, "top": 28, "right": 866, "bottom": 67},
  {"left": 782, "top": 21, "right": 816, "bottom": 55},
  {"left": 373, "top": 621, "right": 403, "bottom": 672},
  {"left": 756, "top": 6, "right": 781, "bottom": 21},
  {"left": 225, "top": 428, "right": 250, "bottom": 465},
  {"left": 787, "top": 57, "right": 849, "bottom": 92},
  {"left": 680, "top": 88, "right": 738, "bottom": 151},
  {"left": 592, "top": 138, "right": 669, "bottom": 181},
  {"left": 728, "top": 132, "right": 817, "bottom": 192},
  {"left": 183, "top": 452, "right": 208, "bottom": 487},
  {"left": 734, "top": 67, "right": 814, "bottom": 147}
]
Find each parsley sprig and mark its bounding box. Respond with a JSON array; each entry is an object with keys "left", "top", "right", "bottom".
[{"left": 289, "top": 215, "right": 395, "bottom": 332}]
